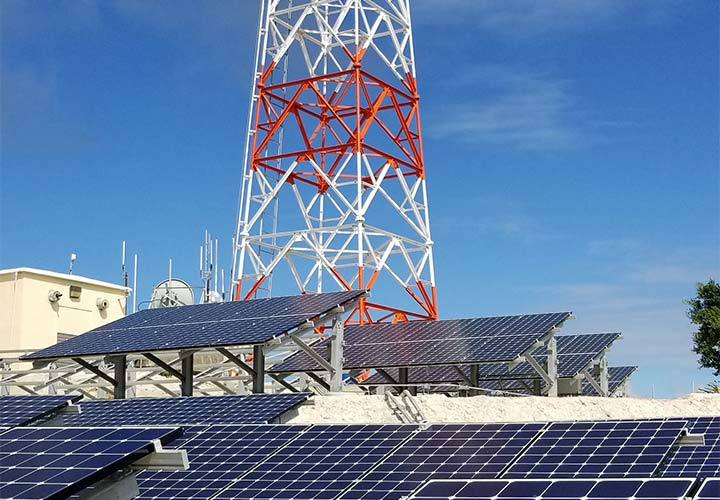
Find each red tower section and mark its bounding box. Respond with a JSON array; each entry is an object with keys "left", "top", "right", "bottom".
[{"left": 233, "top": 1, "right": 436, "bottom": 323}]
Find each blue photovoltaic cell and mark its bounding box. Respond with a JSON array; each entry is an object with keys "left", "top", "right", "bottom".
[
  {"left": 0, "top": 394, "right": 82, "bottom": 426},
  {"left": 214, "top": 424, "right": 416, "bottom": 499},
  {"left": 695, "top": 478, "right": 720, "bottom": 499},
  {"left": 271, "top": 312, "right": 571, "bottom": 372},
  {"left": 658, "top": 416, "right": 720, "bottom": 478},
  {"left": 503, "top": 420, "right": 687, "bottom": 478},
  {"left": 340, "top": 422, "right": 545, "bottom": 500},
  {"left": 23, "top": 290, "right": 365, "bottom": 360},
  {"left": 137, "top": 424, "right": 308, "bottom": 499},
  {"left": 0, "top": 426, "right": 181, "bottom": 500},
  {"left": 60, "top": 394, "right": 311, "bottom": 426},
  {"left": 408, "top": 478, "right": 696, "bottom": 499}
]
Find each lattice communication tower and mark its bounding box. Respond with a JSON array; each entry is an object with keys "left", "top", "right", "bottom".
[{"left": 232, "top": 0, "right": 437, "bottom": 324}]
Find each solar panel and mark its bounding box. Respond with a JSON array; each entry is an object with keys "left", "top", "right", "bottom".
[
  {"left": 360, "top": 334, "right": 622, "bottom": 389},
  {"left": 271, "top": 312, "right": 571, "bottom": 373},
  {"left": 0, "top": 394, "right": 82, "bottom": 426},
  {"left": 658, "top": 416, "right": 720, "bottom": 478},
  {"left": 24, "top": 290, "right": 366, "bottom": 360},
  {"left": 214, "top": 424, "right": 417, "bottom": 499},
  {"left": 695, "top": 478, "right": 720, "bottom": 499},
  {"left": 503, "top": 420, "right": 687, "bottom": 478},
  {"left": 0, "top": 426, "right": 182, "bottom": 500},
  {"left": 408, "top": 478, "right": 696, "bottom": 499},
  {"left": 137, "top": 424, "right": 308, "bottom": 499},
  {"left": 582, "top": 366, "right": 638, "bottom": 396},
  {"left": 362, "top": 366, "right": 466, "bottom": 386},
  {"left": 340, "top": 423, "right": 545, "bottom": 500},
  {"left": 472, "top": 333, "right": 622, "bottom": 380},
  {"left": 60, "top": 394, "right": 311, "bottom": 426}
]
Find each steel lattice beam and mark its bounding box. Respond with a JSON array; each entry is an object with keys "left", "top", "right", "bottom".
[{"left": 232, "top": 0, "right": 436, "bottom": 324}]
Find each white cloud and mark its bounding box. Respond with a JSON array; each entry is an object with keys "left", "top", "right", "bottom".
[
  {"left": 630, "top": 264, "right": 717, "bottom": 286},
  {"left": 412, "top": 0, "right": 682, "bottom": 37},
  {"left": 426, "top": 67, "right": 588, "bottom": 150},
  {"left": 434, "top": 194, "right": 561, "bottom": 242}
]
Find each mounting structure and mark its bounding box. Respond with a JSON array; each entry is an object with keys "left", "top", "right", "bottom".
[{"left": 232, "top": 0, "right": 437, "bottom": 323}]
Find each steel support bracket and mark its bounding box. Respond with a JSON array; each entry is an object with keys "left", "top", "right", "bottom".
[{"left": 290, "top": 335, "right": 335, "bottom": 373}]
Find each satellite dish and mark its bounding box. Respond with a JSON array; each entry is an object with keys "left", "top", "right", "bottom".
[{"left": 149, "top": 278, "right": 195, "bottom": 308}]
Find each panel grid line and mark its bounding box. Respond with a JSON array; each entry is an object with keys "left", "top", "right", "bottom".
[
  {"left": 501, "top": 420, "right": 688, "bottom": 479},
  {"left": 210, "top": 424, "right": 420, "bottom": 499},
  {"left": 339, "top": 422, "right": 547, "bottom": 500}
]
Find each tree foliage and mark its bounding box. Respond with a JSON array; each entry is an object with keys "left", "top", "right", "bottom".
[{"left": 687, "top": 279, "right": 720, "bottom": 376}]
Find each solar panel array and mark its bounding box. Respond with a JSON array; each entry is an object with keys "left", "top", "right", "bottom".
[
  {"left": 61, "top": 393, "right": 311, "bottom": 426},
  {"left": 0, "top": 394, "right": 81, "bottom": 426},
  {"left": 695, "top": 478, "right": 720, "bottom": 499},
  {"left": 24, "top": 290, "right": 366, "bottom": 360},
  {"left": 360, "top": 333, "right": 625, "bottom": 394},
  {"left": 271, "top": 312, "right": 571, "bottom": 373},
  {"left": 503, "top": 420, "right": 687, "bottom": 478},
  {"left": 0, "top": 426, "right": 181, "bottom": 500},
  {"left": 339, "top": 423, "right": 545, "bottom": 499},
  {"left": 138, "top": 424, "right": 309, "bottom": 499},
  {"left": 131, "top": 420, "right": 712, "bottom": 499},
  {"left": 470, "top": 333, "right": 622, "bottom": 380},
  {"left": 4, "top": 393, "right": 717, "bottom": 500},
  {"left": 658, "top": 416, "right": 720, "bottom": 478},
  {"left": 407, "top": 478, "right": 697, "bottom": 499},
  {"left": 214, "top": 424, "right": 416, "bottom": 499}
]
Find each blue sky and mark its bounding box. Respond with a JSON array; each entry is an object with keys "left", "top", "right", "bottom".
[{"left": 1, "top": 0, "right": 718, "bottom": 397}]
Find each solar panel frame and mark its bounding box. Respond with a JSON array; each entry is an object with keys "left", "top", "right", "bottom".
[
  {"left": 0, "top": 426, "right": 182, "bottom": 500},
  {"left": 407, "top": 478, "right": 697, "bottom": 499},
  {"left": 59, "top": 394, "right": 312, "bottom": 427},
  {"left": 270, "top": 312, "right": 571, "bottom": 373},
  {"left": 694, "top": 478, "right": 720, "bottom": 499},
  {"left": 0, "top": 394, "right": 82, "bottom": 426},
  {"left": 658, "top": 416, "right": 720, "bottom": 478},
  {"left": 213, "top": 424, "right": 418, "bottom": 499},
  {"left": 23, "top": 290, "right": 366, "bottom": 361},
  {"left": 503, "top": 420, "right": 688, "bottom": 479},
  {"left": 137, "top": 424, "right": 309, "bottom": 499},
  {"left": 339, "top": 422, "right": 546, "bottom": 500}
]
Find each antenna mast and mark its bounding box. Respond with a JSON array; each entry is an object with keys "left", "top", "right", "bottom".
[{"left": 232, "top": 0, "right": 437, "bottom": 323}]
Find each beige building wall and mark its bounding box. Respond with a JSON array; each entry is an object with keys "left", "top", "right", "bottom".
[{"left": 0, "top": 268, "right": 128, "bottom": 352}]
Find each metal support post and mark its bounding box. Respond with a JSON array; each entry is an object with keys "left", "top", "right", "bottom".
[
  {"left": 127, "top": 359, "right": 137, "bottom": 399},
  {"left": 252, "top": 345, "right": 265, "bottom": 393},
  {"left": 593, "top": 356, "right": 609, "bottom": 396},
  {"left": 469, "top": 364, "right": 479, "bottom": 397},
  {"left": 0, "top": 363, "right": 8, "bottom": 396},
  {"left": 546, "top": 336, "right": 558, "bottom": 397},
  {"left": 329, "top": 315, "right": 344, "bottom": 392},
  {"left": 398, "top": 367, "right": 415, "bottom": 395},
  {"left": 181, "top": 353, "right": 194, "bottom": 397},
  {"left": 47, "top": 362, "right": 57, "bottom": 395},
  {"left": 533, "top": 379, "right": 542, "bottom": 395},
  {"left": 111, "top": 356, "right": 127, "bottom": 399}
]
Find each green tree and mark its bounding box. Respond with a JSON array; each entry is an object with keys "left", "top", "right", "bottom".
[{"left": 687, "top": 279, "right": 720, "bottom": 376}]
